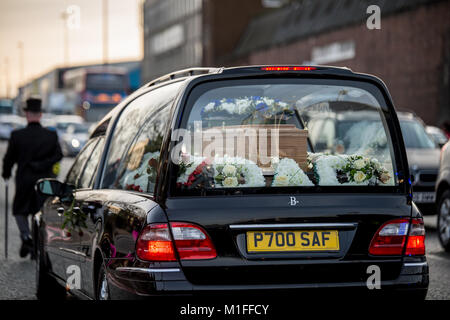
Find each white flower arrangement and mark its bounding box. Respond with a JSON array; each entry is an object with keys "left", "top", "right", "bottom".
[
  {"left": 200, "top": 96, "right": 292, "bottom": 119},
  {"left": 175, "top": 152, "right": 393, "bottom": 190},
  {"left": 313, "top": 154, "right": 347, "bottom": 186},
  {"left": 272, "top": 158, "right": 314, "bottom": 187},
  {"left": 177, "top": 155, "right": 265, "bottom": 188},
  {"left": 340, "top": 154, "right": 392, "bottom": 185},
  {"left": 214, "top": 156, "right": 265, "bottom": 188},
  {"left": 311, "top": 153, "right": 392, "bottom": 186}
]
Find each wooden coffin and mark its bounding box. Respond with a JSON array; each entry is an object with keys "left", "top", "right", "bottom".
[{"left": 201, "top": 124, "right": 308, "bottom": 170}]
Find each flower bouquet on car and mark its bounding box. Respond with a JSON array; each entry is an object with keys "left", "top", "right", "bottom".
[
  {"left": 310, "top": 153, "right": 392, "bottom": 186},
  {"left": 338, "top": 155, "right": 391, "bottom": 185},
  {"left": 271, "top": 158, "right": 314, "bottom": 187},
  {"left": 177, "top": 155, "right": 265, "bottom": 189},
  {"left": 176, "top": 156, "right": 215, "bottom": 189},
  {"left": 213, "top": 157, "right": 265, "bottom": 188},
  {"left": 200, "top": 96, "right": 295, "bottom": 125}
]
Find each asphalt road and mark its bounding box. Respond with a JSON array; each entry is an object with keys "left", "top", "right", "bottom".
[{"left": 0, "top": 141, "right": 449, "bottom": 300}]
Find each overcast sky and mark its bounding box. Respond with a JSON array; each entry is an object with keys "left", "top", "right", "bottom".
[{"left": 0, "top": 0, "right": 142, "bottom": 97}]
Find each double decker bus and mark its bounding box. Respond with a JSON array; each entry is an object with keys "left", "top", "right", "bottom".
[{"left": 64, "top": 66, "right": 128, "bottom": 122}]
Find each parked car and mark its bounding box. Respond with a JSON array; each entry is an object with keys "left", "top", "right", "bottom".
[
  {"left": 0, "top": 98, "right": 13, "bottom": 115},
  {"left": 59, "top": 122, "right": 90, "bottom": 157},
  {"left": 52, "top": 115, "right": 89, "bottom": 156},
  {"left": 39, "top": 114, "right": 57, "bottom": 132},
  {"left": 34, "top": 66, "right": 428, "bottom": 300},
  {"left": 436, "top": 141, "right": 450, "bottom": 252},
  {"left": 426, "top": 125, "right": 448, "bottom": 148},
  {"left": 0, "top": 114, "right": 26, "bottom": 140},
  {"left": 398, "top": 112, "right": 441, "bottom": 215},
  {"left": 303, "top": 110, "right": 439, "bottom": 214},
  {"left": 53, "top": 115, "right": 85, "bottom": 129}
]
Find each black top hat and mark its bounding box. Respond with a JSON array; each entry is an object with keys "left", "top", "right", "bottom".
[{"left": 23, "top": 98, "right": 42, "bottom": 112}]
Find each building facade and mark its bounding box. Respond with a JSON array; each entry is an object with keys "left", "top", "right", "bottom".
[
  {"left": 231, "top": 0, "right": 450, "bottom": 126},
  {"left": 143, "top": 0, "right": 204, "bottom": 82},
  {"left": 142, "top": 0, "right": 265, "bottom": 83}
]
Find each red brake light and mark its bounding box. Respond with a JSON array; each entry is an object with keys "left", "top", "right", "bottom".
[
  {"left": 136, "top": 222, "right": 217, "bottom": 261},
  {"left": 261, "top": 66, "right": 316, "bottom": 71},
  {"left": 369, "top": 218, "right": 425, "bottom": 256},
  {"left": 136, "top": 223, "right": 176, "bottom": 261},
  {"left": 171, "top": 222, "right": 217, "bottom": 260},
  {"left": 405, "top": 219, "right": 426, "bottom": 255}
]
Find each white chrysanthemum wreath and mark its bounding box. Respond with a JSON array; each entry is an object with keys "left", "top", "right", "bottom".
[{"left": 271, "top": 158, "right": 314, "bottom": 187}]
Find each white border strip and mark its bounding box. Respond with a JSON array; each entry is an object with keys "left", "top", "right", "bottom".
[
  {"left": 403, "top": 262, "right": 428, "bottom": 267},
  {"left": 229, "top": 223, "right": 357, "bottom": 230}
]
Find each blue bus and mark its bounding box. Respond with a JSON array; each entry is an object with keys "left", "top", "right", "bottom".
[{"left": 63, "top": 66, "right": 128, "bottom": 122}]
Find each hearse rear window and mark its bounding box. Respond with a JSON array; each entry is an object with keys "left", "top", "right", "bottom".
[{"left": 171, "top": 79, "right": 399, "bottom": 195}]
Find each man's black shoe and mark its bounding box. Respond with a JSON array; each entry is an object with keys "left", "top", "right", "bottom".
[{"left": 19, "top": 238, "right": 33, "bottom": 258}]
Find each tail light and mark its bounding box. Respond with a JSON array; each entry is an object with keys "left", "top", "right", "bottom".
[
  {"left": 405, "top": 219, "right": 426, "bottom": 255},
  {"left": 136, "top": 222, "right": 216, "bottom": 261},
  {"left": 136, "top": 223, "right": 176, "bottom": 261},
  {"left": 369, "top": 218, "right": 425, "bottom": 256}
]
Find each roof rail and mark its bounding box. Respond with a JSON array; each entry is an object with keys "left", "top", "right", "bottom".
[{"left": 145, "top": 67, "right": 223, "bottom": 88}]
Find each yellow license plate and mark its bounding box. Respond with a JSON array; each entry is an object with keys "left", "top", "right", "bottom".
[{"left": 246, "top": 230, "right": 340, "bottom": 252}]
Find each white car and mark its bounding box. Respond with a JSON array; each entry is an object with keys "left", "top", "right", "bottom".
[
  {"left": 0, "top": 115, "right": 26, "bottom": 140},
  {"left": 426, "top": 125, "right": 448, "bottom": 147},
  {"left": 59, "top": 122, "right": 90, "bottom": 156}
]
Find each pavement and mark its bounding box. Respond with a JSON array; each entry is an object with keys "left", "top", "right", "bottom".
[
  {"left": 0, "top": 141, "right": 449, "bottom": 300},
  {"left": 422, "top": 215, "right": 450, "bottom": 299}
]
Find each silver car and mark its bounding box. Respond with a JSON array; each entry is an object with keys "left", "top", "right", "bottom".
[
  {"left": 398, "top": 112, "right": 440, "bottom": 215},
  {"left": 426, "top": 125, "right": 448, "bottom": 148},
  {"left": 0, "top": 115, "right": 26, "bottom": 140},
  {"left": 436, "top": 140, "right": 450, "bottom": 251}
]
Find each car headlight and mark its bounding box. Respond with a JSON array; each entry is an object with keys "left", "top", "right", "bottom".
[{"left": 71, "top": 139, "right": 80, "bottom": 148}]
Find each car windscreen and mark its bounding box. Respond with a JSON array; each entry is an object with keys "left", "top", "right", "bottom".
[
  {"left": 400, "top": 120, "right": 436, "bottom": 149},
  {"left": 171, "top": 79, "right": 400, "bottom": 196}
]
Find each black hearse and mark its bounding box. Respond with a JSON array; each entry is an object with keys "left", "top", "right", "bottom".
[{"left": 34, "top": 66, "right": 429, "bottom": 300}]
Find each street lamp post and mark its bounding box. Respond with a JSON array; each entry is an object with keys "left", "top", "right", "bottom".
[
  {"left": 61, "top": 10, "right": 69, "bottom": 66},
  {"left": 4, "top": 57, "right": 11, "bottom": 99},
  {"left": 17, "top": 41, "right": 24, "bottom": 84},
  {"left": 103, "top": 0, "right": 109, "bottom": 65}
]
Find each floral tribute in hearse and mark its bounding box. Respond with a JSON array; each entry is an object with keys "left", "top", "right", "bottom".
[{"left": 172, "top": 96, "right": 394, "bottom": 191}]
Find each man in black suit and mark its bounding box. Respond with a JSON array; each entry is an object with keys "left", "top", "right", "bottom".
[{"left": 2, "top": 98, "right": 63, "bottom": 258}]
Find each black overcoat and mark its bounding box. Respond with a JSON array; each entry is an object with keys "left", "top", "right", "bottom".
[{"left": 2, "top": 122, "right": 63, "bottom": 216}]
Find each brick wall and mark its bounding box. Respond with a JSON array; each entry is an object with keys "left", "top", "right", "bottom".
[
  {"left": 203, "top": 0, "right": 265, "bottom": 66},
  {"left": 231, "top": 1, "right": 450, "bottom": 125}
]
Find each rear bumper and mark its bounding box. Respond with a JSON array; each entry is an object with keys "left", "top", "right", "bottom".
[{"left": 106, "top": 261, "right": 429, "bottom": 299}]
